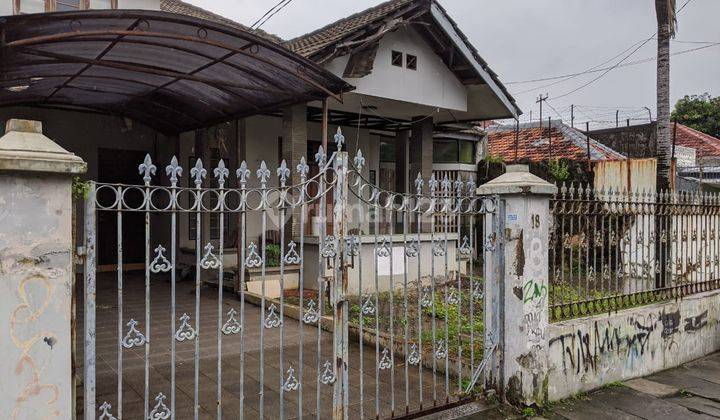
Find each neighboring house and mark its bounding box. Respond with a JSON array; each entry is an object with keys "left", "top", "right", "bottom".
[
  {"left": 0, "top": 0, "right": 518, "bottom": 286},
  {"left": 483, "top": 120, "right": 660, "bottom": 195},
  {"left": 484, "top": 119, "right": 626, "bottom": 164},
  {"left": 589, "top": 122, "right": 720, "bottom": 167},
  {"left": 588, "top": 122, "right": 720, "bottom": 191}
]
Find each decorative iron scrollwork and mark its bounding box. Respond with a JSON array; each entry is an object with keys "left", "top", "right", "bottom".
[
  {"left": 264, "top": 303, "right": 282, "bottom": 329},
  {"left": 379, "top": 347, "right": 392, "bottom": 370},
  {"left": 175, "top": 313, "right": 196, "bottom": 342},
  {"left": 150, "top": 245, "right": 172, "bottom": 273},
  {"left": 200, "top": 243, "right": 221, "bottom": 270},
  {"left": 148, "top": 392, "right": 171, "bottom": 420},
  {"left": 221, "top": 308, "right": 241, "bottom": 335},
  {"left": 121, "top": 319, "right": 146, "bottom": 348}
]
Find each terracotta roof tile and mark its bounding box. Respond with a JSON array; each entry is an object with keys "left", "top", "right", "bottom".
[
  {"left": 160, "top": 0, "right": 282, "bottom": 42},
  {"left": 674, "top": 124, "right": 720, "bottom": 158},
  {"left": 486, "top": 120, "right": 626, "bottom": 163},
  {"left": 284, "top": 0, "right": 415, "bottom": 57}
]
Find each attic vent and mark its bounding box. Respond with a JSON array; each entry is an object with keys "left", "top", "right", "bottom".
[
  {"left": 391, "top": 50, "right": 403, "bottom": 67},
  {"left": 406, "top": 54, "right": 417, "bottom": 70}
]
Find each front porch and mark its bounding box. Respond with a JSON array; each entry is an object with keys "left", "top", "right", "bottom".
[{"left": 76, "top": 271, "right": 451, "bottom": 419}]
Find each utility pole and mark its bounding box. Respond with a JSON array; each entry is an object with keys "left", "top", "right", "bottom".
[
  {"left": 536, "top": 93, "right": 548, "bottom": 127},
  {"left": 570, "top": 104, "right": 575, "bottom": 128},
  {"left": 616, "top": 110, "right": 619, "bottom": 127}
]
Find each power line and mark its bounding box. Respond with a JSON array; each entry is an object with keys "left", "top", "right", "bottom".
[
  {"left": 251, "top": 0, "right": 295, "bottom": 30},
  {"left": 508, "top": 0, "right": 696, "bottom": 98},
  {"left": 510, "top": 42, "right": 719, "bottom": 96},
  {"left": 549, "top": 0, "right": 696, "bottom": 101}
]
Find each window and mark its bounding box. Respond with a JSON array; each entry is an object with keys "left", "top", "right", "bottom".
[
  {"left": 406, "top": 54, "right": 417, "bottom": 70},
  {"left": 459, "top": 140, "right": 475, "bottom": 164},
  {"left": 391, "top": 50, "right": 403, "bottom": 67},
  {"left": 55, "top": 0, "right": 80, "bottom": 11},
  {"left": 379, "top": 138, "right": 396, "bottom": 162},
  {"left": 433, "top": 139, "right": 459, "bottom": 163},
  {"left": 433, "top": 139, "right": 476, "bottom": 164},
  {"left": 15, "top": 0, "right": 117, "bottom": 14}
]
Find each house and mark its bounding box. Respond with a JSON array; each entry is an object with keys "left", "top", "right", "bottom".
[
  {"left": 0, "top": 0, "right": 519, "bottom": 291},
  {"left": 484, "top": 119, "right": 626, "bottom": 164}
]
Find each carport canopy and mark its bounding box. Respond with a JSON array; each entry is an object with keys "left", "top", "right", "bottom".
[{"left": 0, "top": 10, "right": 353, "bottom": 133}]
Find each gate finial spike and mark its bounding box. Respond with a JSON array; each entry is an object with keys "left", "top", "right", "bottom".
[
  {"left": 277, "top": 159, "right": 290, "bottom": 186},
  {"left": 214, "top": 159, "right": 229, "bottom": 186},
  {"left": 428, "top": 173, "right": 438, "bottom": 194},
  {"left": 237, "top": 160, "right": 251, "bottom": 185},
  {"left": 353, "top": 149, "right": 365, "bottom": 171},
  {"left": 297, "top": 156, "right": 309, "bottom": 178},
  {"left": 466, "top": 178, "right": 476, "bottom": 195},
  {"left": 334, "top": 127, "right": 345, "bottom": 151},
  {"left": 190, "top": 158, "right": 207, "bottom": 187},
  {"left": 414, "top": 172, "right": 424, "bottom": 194},
  {"left": 257, "top": 160, "right": 270, "bottom": 186},
  {"left": 139, "top": 153, "right": 156, "bottom": 186},
  {"left": 165, "top": 156, "right": 182, "bottom": 187},
  {"left": 315, "top": 145, "right": 326, "bottom": 165}
]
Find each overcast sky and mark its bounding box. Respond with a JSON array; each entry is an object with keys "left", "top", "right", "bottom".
[{"left": 190, "top": 0, "right": 720, "bottom": 126}]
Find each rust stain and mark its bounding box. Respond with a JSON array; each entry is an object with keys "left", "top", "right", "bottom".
[{"left": 515, "top": 232, "right": 525, "bottom": 277}]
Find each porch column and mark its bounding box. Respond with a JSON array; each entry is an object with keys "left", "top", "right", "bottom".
[
  {"left": 410, "top": 117, "right": 433, "bottom": 232},
  {"left": 282, "top": 103, "right": 307, "bottom": 238},
  {"left": 0, "top": 119, "right": 86, "bottom": 418},
  {"left": 395, "top": 129, "right": 409, "bottom": 193},
  {"left": 477, "top": 164, "right": 556, "bottom": 407}
]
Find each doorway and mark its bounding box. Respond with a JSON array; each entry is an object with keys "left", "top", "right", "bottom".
[{"left": 97, "top": 148, "right": 148, "bottom": 270}]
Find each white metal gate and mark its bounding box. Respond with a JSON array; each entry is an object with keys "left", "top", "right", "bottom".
[{"left": 81, "top": 129, "right": 498, "bottom": 419}]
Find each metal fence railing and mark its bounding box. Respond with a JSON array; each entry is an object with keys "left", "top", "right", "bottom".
[{"left": 549, "top": 183, "right": 720, "bottom": 321}]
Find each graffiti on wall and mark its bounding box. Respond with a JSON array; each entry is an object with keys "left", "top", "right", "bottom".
[{"left": 549, "top": 306, "right": 714, "bottom": 376}]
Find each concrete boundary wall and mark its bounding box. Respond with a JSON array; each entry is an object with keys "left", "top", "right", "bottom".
[{"left": 547, "top": 290, "right": 720, "bottom": 400}]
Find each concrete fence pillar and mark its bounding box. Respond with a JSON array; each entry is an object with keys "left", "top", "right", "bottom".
[
  {"left": 477, "top": 164, "right": 556, "bottom": 407},
  {"left": 0, "top": 119, "right": 86, "bottom": 417}
]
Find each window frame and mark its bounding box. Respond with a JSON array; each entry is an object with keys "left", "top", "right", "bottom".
[
  {"left": 406, "top": 54, "right": 417, "bottom": 70},
  {"left": 391, "top": 50, "right": 403, "bottom": 67}
]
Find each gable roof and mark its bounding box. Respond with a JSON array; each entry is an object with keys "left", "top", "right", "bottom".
[
  {"left": 160, "top": 0, "right": 282, "bottom": 42},
  {"left": 284, "top": 0, "right": 520, "bottom": 118},
  {"left": 285, "top": 0, "right": 415, "bottom": 58},
  {"left": 486, "top": 120, "right": 626, "bottom": 163},
  {"left": 674, "top": 123, "right": 720, "bottom": 158}
]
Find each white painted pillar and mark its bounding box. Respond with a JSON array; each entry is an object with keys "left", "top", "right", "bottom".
[
  {"left": 477, "top": 164, "right": 556, "bottom": 406},
  {"left": 0, "top": 119, "right": 86, "bottom": 418}
]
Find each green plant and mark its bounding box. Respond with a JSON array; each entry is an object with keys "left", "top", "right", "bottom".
[
  {"left": 72, "top": 176, "right": 91, "bottom": 199},
  {"left": 548, "top": 159, "right": 570, "bottom": 182},
  {"left": 521, "top": 407, "right": 536, "bottom": 417},
  {"left": 265, "top": 244, "right": 281, "bottom": 267},
  {"left": 484, "top": 153, "right": 505, "bottom": 164},
  {"left": 601, "top": 381, "right": 625, "bottom": 389}
]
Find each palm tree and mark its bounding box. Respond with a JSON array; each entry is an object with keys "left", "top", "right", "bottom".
[{"left": 655, "top": 0, "right": 676, "bottom": 191}]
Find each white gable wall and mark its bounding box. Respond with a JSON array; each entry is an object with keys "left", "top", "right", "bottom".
[
  {"left": 324, "top": 26, "right": 468, "bottom": 112},
  {"left": 1, "top": 0, "right": 160, "bottom": 15}
]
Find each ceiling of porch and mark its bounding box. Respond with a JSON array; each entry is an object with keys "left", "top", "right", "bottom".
[{"left": 0, "top": 10, "right": 353, "bottom": 133}]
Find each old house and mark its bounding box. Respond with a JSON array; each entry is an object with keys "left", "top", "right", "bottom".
[{"left": 0, "top": 0, "right": 519, "bottom": 289}]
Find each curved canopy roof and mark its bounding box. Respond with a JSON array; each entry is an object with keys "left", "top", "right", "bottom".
[{"left": 0, "top": 11, "right": 353, "bottom": 133}]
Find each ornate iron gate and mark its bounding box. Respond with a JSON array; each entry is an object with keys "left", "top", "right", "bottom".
[{"left": 81, "top": 129, "right": 498, "bottom": 419}]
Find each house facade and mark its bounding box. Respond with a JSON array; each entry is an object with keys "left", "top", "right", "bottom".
[{"left": 0, "top": 0, "right": 518, "bottom": 289}]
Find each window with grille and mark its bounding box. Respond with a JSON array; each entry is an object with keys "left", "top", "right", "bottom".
[
  {"left": 391, "top": 50, "right": 403, "bottom": 67},
  {"left": 406, "top": 54, "right": 417, "bottom": 70}
]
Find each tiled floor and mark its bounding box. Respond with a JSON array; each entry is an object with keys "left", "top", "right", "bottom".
[{"left": 76, "top": 272, "right": 459, "bottom": 419}]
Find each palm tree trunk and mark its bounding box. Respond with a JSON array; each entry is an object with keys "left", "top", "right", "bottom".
[
  {"left": 655, "top": 0, "right": 674, "bottom": 191},
  {"left": 655, "top": 0, "right": 675, "bottom": 288}
]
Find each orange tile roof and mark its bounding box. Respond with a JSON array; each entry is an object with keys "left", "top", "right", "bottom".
[
  {"left": 486, "top": 120, "right": 626, "bottom": 163},
  {"left": 674, "top": 123, "right": 720, "bottom": 158}
]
